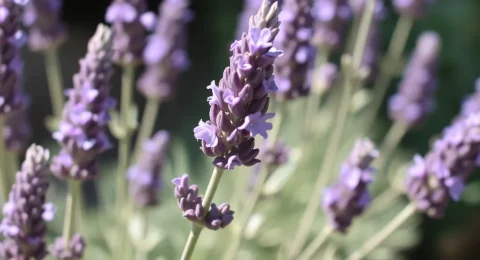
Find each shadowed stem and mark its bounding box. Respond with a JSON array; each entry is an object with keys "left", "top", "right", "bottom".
[
  {"left": 287, "top": 0, "right": 377, "bottom": 257},
  {"left": 135, "top": 210, "right": 149, "bottom": 260},
  {"left": 45, "top": 49, "right": 64, "bottom": 127},
  {"left": 347, "top": 203, "right": 416, "bottom": 260},
  {"left": 0, "top": 117, "right": 8, "bottom": 203},
  {"left": 62, "top": 181, "right": 81, "bottom": 248},
  {"left": 180, "top": 167, "right": 225, "bottom": 260},
  {"left": 132, "top": 98, "right": 161, "bottom": 163},
  {"left": 297, "top": 227, "right": 333, "bottom": 260},
  {"left": 362, "top": 15, "right": 414, "bottom": 135}
]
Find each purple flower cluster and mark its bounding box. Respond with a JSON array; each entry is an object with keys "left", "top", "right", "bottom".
[
  {"left": 393, "top": 0, "right": 435, "bottom": 19},
  {"left": 172, "top": 174, "right": 234, "bottom": 230},
  {"left": 4, "top": 105, "right": 31, "bottom": 154},
  {"left": 51, "top": 24, "right": 115, "bottom": 180},
  {"left": 105, "top": 0, "right": 153, "bottom": 65},
  {"left": 259, "top": 140, "right": 290, "bottom": 167},
  {"left": 360, "top": 22, "right": 379, "bottom": 84},
  {"left": 193, "top": 0, "right": 282, "bottom": 169},
  {"left": 274, "top": 0, "right": 314, "bottom": 101},
  {"left": 388, "top": 31, "right": 440, "bottom": 128},
  {"left": 24, "top": 0, "right": 67, "bottom": 52},
  {"left": 459, "top": 78, "right": 480, "bottom": 120},
  {"left": 0, "top": 0, "right": 29, "bottom": 114},
  {"left": 405, "top": 113, "right": 480, "bottom": 218},
  {"left": 236, "top": 0, "right": 282, "bottom": 39},
  {"left": 311, "top": 0, "right": 351, "bottom": 52},
  {"left": 127, "top": 131, "right": 170, "bottom": 208},
  {"left": 311, "top": 62, "right": 338, "bottom": 94},
  {"left": 50, "top": 234, "right": 86, "bottom": 260},
  {"left": 0, "top": 145, "right": 55, "bottom": 260},
  {"left": 323, "top": 139, "right": 378, "bottom": 232},
  {"left": 137, "top": 0, "right": 192, "bottom": 101}
]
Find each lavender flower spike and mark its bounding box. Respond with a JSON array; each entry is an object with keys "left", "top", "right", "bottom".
[
  {"left": 172, "top": 174, "right": 235, "bottom": 230},
  {"left": 458, "top": 78, "right": 480, "bottom": 120},
  {"left": 24, "top": 0, "right": 67, "bottom": 52},
  {"left": 51, "top": 24, "right": 115, "bottom": 180},
  {"left": 393, "top": 0, "right": 435, "bottom": 19},
  {"left": 311, "top": 0, "right": 351, "bottom": 52},
  {"left": 50, "top": 234, "right": 86, "bottom": 260},
  {"left": 388, "top": 31, "right": 440, "bottom": 128},
  {"left": 0, "top": 144, "right": 53, "bottom": 259},
  {"left": 323, "top": 139, "right": 378, "bottom": 232},
  {"left": 406, "top": 113, "right": 480, "bottom": 218},
  {"left": 194, "top": 0, "right": 282, "bottom": 169},
  {"left": 137, "top": 0, "right": 192, "bottom": 101},
  {"left": 0, "top": 0, "right": 29, "bottom": 114},
  {"left": 105, "top": 0, "right": 152, "bottom": 65},
  {"left": 274, "top": 0, "right": 315, "bottom": 101},
  {"left": 127, "top": 131, "right": 170, "bottom": 207}
]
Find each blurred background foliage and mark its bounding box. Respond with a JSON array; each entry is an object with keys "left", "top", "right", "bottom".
[{"left": 22, "top": 0, "right": 480, "bottom": 259}]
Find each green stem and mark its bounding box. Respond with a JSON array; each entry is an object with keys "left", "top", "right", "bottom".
[
  {"left": 44, "top": 49, "right": 65, "bottom": 121},
  {"left": 304, "top": 51, "right": 329, "bottom": 134},
  {"left": 376, "top": 122, "right": 407, "bottom": 170},
  {"left": 362, "top": 15, "right": 414, "bottom": 135},
  {"left": 62, "top": 181, "right": 81, "bottom": 247},
  {"left": 0, "top": 117, "right": 8, "bottom": 203},
  {"left": 116, "top": 65, "right": 136, "bottom": 212},
  {"left": 297, "top": 228, "right": 333, "bottom": 260},
  {"left": 347, "top": 203, "right": 416, "bottom": 260},
  {"left": 135, "top": 210, "right": 149, "bottom": 260},
  {"left": 287, "top": 1, "right": 376, "bottom": 257},
  {"left": 180, "top": 167, "right": 225, "bottom": 260},
  {"left": 132, "top": 99, "right": 161, "bottom": 163}
]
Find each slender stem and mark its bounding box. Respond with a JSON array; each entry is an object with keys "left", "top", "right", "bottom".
[
  {"left": 222, "top": 166, "right": 272, "bottom": 260},
  {"left": 297, "top": 228, "right": 333, "bottom": 260},
  {"left": 376, "top": 122, "right": 407, "bottom": 170},
  {"left": 44, "top": 49, "right": 65, "bottom": 121},
  {"left": 135, "top": 210, "right": 149, "bottom": 260},
  {"left": 116, "top": 65, "right": 136, "bottom": 212},
  {"left": 74, "top": 182, "right": 85, "bottom": 233},
  {"left": 0, "top": 117, "right": 8, "bottom": 203},
  {"left": 288, "top": 1, "right": 376, "bottom": 257},
  {"left": 62, "top": 181, "right": 81, "bottom": 248},
  {"left": 347, "top": 203, "right": 416, "bottom": 260},
  {"left": 304, "top": 51, "right": 329, "bottom": 134},
  {"left": 132, "top": 98, "right": 161, "bottom": 163},
  {"left": 180, "top": 167, "right": 225, "bottom": 260},
  {"left": 362, "top": 15, "right": 414, "bottom": 135}
]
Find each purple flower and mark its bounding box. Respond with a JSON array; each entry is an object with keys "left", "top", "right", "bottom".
[
  {"left": 274, "top": 0, "right": 315, "bottom": 101},
  {"left": 459, "top": 78, "right": 480, "bottom": 120},
  {"left": 51, "top": 24, "right": 115, "bottom": 180},
  {"left": 24, "top": 0, "right": 67, "bottom": 51},
  {"left": 195, "top": 0, "right": 281, "bottom": 169},
  {"left": 360, "top": 21, "right": 380, "bottom": 84},
  {"left": 127, "top": 131, "right": 170, "bottom": 208},
  {"left": 105, "top": 0, "right": 150, "bottom": 65},
  {"left": 388, "top": 32, "right": 440, "bottom": 128},
  {"left": 137, "top": 0, "right": 192, "bottom": 101},
  {"left": 393, "top": 0, "right": 435, "bottom": 19},
  {"left": 172, "top": 174, "right": 235, "bottom": 229},
  {"left": 4, "top": 104, "right": 31, "bottom": 154},
  {"left": 0, "top": 145, "right": 51, "bottom": 259},
  {"left": 50, "top": 234, "right": 86, "bottom": 260},
  {"left": 406, "top": 113, "right": 480, "bottom": 218},
  {"left": 323, "top": 139, "right": 378, "bottom": 232},
  {"left": 311, "top": 0, "right": 351, "bottom": 52}
]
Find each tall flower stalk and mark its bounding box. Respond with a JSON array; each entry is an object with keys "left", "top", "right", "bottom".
[
  {"left": 24, "top": 0, "right": 67, "bottom": 131},
  {"left": 50, "top": 24, "right": 114, "bottom": 254},
  {"left": 287, "top": 0, "right": 376, "bottom": 257},
  {"left": 134, "top": 0, "right": 192, "bottom": 162}
]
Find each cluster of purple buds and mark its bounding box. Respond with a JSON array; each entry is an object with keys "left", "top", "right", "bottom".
[
  {"left": 259, "top": 140, "right": 290, "bottom": 168},
  {"left": 273, "top": 0, "right": 314, "bottom": 101},
  {"left": 137, "top": 0, "right": 192, "bottom": 101},
  {"left": 127, "top": 131, "right": 170, "bottom": 208},
  {"left": 51, "top": 24, "right": 115, "bottom": 180},
  {"left": 236, "top": 0, "right": 282, "bottom": 39},
  {"left": 0, "top": 145, "right": 55, "bottom": 259},
  {"left": 172, "top": 174, "right": 234, "bottom": 230},
  {"left": 458, "top": 78, "right": 480, "bottom": 120},
  {"left": 393, "top": 0, "right": 436, "bottom": 19},
  {"left": 323, "top": 139, "right": 378, "bottom": 232},
  {"left": 405, "top": 113, "right": 480, "bottom": 218},
  {"left": 388, "top": 31, "right": 440, "bottom": 128},
  {"left": 193, "top": 0, "right": 282, "bottom": 169},
  {"left": 105, "top": 0, "right": 155, "bottom": 65},
  {"left": 311, "top": 62, "right": 338, "bottom": 95},
  {"left": 0, "top": 0, "right": 29, "bottom": 114},
  {"left": 311, "top": 0, "right": 351, "bottom": 52},
  {"left": 50, "top": 234, "right": 86, "bottom": 260},
  {"left": 24, "top": 0, "right": 67, "bottom": 52}
]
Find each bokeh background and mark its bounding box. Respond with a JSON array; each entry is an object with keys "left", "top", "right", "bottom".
[{"left": 23, "top": 0, "right": 480, "bottom": 259}]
